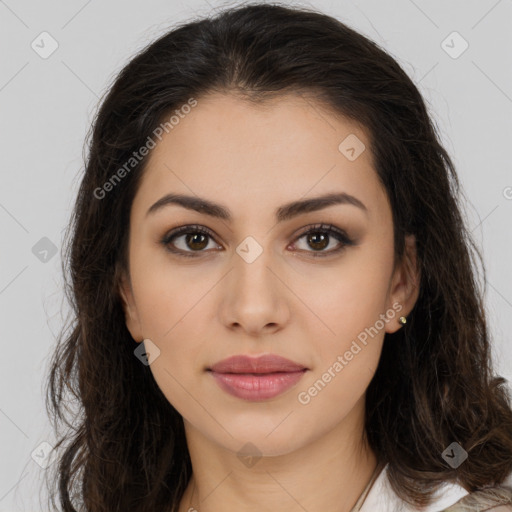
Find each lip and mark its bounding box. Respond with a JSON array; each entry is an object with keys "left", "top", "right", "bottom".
[
  {"left": 209, "top": 354, "right": 307, "bottom": 374},
  {"left": 207, "top": 354, "right": 308, "bottom": 401}
]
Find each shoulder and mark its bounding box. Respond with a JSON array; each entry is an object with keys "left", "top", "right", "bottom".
[
  {"left": 360, "top": 464, "right": 512, "bottom": 512},
  {"left": 360, "top": 464, "right": 469, "bottom": 511},
  {"left": 444, "top": 485, "right": 512, "bottom": 512}
]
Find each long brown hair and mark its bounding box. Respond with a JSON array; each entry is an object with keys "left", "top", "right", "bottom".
[{"left": 44, "top": 3, "right": 512, "bottom": 510}]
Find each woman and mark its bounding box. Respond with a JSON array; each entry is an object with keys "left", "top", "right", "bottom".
[{"left": 44, "top": 3, "right": 512, "bottom": 511}]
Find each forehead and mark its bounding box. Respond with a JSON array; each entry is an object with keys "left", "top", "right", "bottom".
[{"left": 132, "top": 92, "right": 388, "bottom": 222}]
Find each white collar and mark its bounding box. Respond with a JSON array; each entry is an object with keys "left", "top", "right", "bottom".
[{"left": 359, "top": 464, "right": 470, "bottom": 511}]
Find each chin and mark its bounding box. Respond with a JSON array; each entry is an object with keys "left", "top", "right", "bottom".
[{"left": 219, "top": 419, "right": 315, "bottom": 458}]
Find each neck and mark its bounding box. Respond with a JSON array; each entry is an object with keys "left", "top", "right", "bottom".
[{"left": 178, "top": 397, "right": 379, "bottom": 512}]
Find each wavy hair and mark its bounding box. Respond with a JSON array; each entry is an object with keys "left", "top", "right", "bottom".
[{"left": 44, "top": 2, "right": 512, "bottom": 510}]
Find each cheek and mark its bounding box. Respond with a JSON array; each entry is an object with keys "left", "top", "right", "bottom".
[
  {"left": 300, "top": 254, "right": 393, "bottom": 345},
  {"left": 129, "top": 240, "right": 213, "bottom": 339},
  {"left": 295, "top": 269, "right": 389, "bottom": 414},
  {"left": 134, "top": 280, "right": 211, "bottom": 372},
  {"left": 295, "top": 346, "right": 380, "bottom": 432},
  {"left": 129, "top": 250, "right": 215, "bottom": 374},
  {"left": 133, "top": 278, "right": 210, "bottom": 419}
]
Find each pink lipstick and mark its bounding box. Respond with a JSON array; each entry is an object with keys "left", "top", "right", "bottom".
[{"left": 208, "top": 354, "right": 307, "bottom": 401}]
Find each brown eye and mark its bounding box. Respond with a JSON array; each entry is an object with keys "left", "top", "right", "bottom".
[
  {"left": 184, "top": 232, "right": 209, "bottom": 251},
  {"left": 161, "top": 225, "right": 220, "bottom": 257},
  {"left": 291, "top": 224, "right": 354, "bottom": 257},
  {"left": 306, "top": 232, "right": 330, "bottom": 251},
  {"left": 160, "top": 223, "right": 355, "bottom": 259}
]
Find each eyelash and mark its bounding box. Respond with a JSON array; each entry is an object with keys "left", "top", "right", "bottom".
[{"left": 160, "top": 223, "right": 355, "bottom": 259}]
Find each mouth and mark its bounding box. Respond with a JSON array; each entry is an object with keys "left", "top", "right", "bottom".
[{"left": 207, "top": 354, "right": 308, "bottom": 401}]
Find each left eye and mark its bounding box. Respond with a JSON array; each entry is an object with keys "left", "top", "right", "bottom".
[
  {"left": 291, "top": 224, "right": 353, "bottom": 256},
  {"left": 160, "top": 223, "right": 354, "bottom": 258},
  {"left": 289, "top": 223, "right": 355, "bottom": 257}
]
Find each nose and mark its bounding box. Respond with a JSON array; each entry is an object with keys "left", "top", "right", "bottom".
[{"left": 218, "top": 240, "right": 290, "bottom": 336}]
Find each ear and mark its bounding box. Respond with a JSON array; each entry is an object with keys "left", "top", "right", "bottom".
[
  {"left": 385, "top": 234, "right": 421, "bottom": 334},
  {"left": 118, "top": 272, "right": 144, "bottom": 342}
]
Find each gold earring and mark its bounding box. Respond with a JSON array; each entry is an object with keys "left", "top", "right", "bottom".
[{"left": 398, "top": 316, "right": 407, "bottom": 325}]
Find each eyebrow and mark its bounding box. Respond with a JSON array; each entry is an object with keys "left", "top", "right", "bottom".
[{"left": 146, "top": 191, "right": 368, "bottom": 222}]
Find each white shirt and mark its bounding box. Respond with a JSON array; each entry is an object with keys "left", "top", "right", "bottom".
[{"left": 359, "top": 464, "right": 512, "bottom": 512}]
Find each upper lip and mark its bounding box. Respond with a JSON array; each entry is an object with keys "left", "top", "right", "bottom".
[{"left": 208, "top": 354, "right": 307, "bottom": 374}]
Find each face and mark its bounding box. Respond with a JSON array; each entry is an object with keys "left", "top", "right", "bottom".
[{"left": 119, "top": 92, "right": 419, "bottom": 457}]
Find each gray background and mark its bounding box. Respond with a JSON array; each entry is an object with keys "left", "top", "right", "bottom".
[{"left": 1, "top": 0, "right": 511, "bottom": 509}]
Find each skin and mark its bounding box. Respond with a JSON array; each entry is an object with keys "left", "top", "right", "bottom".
[{"left": 119, "top": 92, "right": 420, "bottom": 512}]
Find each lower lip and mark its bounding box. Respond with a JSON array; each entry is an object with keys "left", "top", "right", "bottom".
[{"left": 209, "top": 370, "right": 307, "bottom": 401}]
